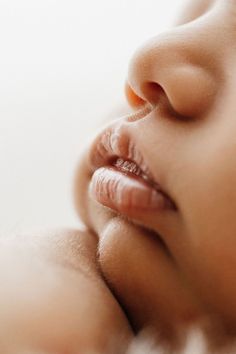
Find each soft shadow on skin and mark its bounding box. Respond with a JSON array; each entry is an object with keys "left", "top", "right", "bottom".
[
  {"left": 74, "top": 0, "right": 236, "bottom": 351},
  {"left": 0, "top": 229, "right": 132, "bottom": 354}
]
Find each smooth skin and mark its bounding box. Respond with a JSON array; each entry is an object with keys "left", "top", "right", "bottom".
[
  {"left": 75, "top": 0, "right": 236, "bottom": 351},
  {"left": 0, "top": 230, "right": 132, "bottom": 353},
  {"left": 2, "top": 0, "right": 236, "bottom": 353}
]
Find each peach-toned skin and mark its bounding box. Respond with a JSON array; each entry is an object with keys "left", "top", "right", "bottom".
[
  {"left": 2, "top": 0, "right": 236, "bottom": 352},
  {"left": 125, "top": 83, "right": 145, "bottom": 109},
  {"left": 0, "top": 230, "right": 132, "bottom": 353},
  {"left": 75, "top": 0, "right": 236, "bottom": 350}
]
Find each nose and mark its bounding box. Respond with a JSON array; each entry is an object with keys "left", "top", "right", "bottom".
[
  {"left": 126, "top": 12, "right": 223, "bottom": 118},
  {"left": 125, "top": 82, "right": 145, "bottom": 109}
]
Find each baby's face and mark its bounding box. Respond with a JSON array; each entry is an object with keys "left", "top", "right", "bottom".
[{"left": 76, "top": 0, "right": 236, "bottom": 348}]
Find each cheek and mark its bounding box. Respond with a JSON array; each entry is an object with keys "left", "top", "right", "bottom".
[{"left": 175, "top": 132, "right": 236, "bottom": 323}]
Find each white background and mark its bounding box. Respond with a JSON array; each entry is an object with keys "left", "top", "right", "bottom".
[{"left": 0, "top": 0, "right": 186, "bottom": 234}]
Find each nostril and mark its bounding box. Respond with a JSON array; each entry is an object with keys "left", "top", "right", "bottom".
[
  {"left": 125, "top": 82, "right": 146, "bottom": 109},
  {"left": 141, "top": 82, "right": 165, "bottom": 107},
  {"left": 125, "top": 81, "right": 165, "bottom": 110}
]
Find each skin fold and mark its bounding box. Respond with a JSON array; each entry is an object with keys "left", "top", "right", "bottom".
[
  {"left": 2, "top": 0, "right": 236, "bottom": 352},
  {"left": 0, "top": 230, "right": 132, "bottom": 353},
  {"left": 75, "top": 0, "right": 236, "bottom": 351}
]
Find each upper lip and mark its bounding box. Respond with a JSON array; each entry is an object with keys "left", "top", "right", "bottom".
[
  {"left": 88, "top": 122, "right": 156, "bottom": 183},
  {"left": 87, "top": 120, "right": 176, "bottom": 208}
]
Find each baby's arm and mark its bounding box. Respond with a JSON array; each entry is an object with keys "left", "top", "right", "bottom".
[{"left": 0, "top": 229, "right": 132, "bottom": 353}]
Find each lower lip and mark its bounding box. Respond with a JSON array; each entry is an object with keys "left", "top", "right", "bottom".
[{"left": 90, "top": 167, "right": 175, "bottom": 215}]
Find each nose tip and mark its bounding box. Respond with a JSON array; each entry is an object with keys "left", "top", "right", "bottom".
[{"left": 126, "top": 22, "right": 219, "bottom": 118}]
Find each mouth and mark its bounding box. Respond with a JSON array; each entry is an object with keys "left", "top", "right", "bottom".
[{"left": 88, "top": 122, "right": 177, "bottom": 216}]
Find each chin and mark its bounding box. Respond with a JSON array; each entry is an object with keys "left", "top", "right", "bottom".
[{"left": 96, "top": 214, "right": 204, "bottom": 348}]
